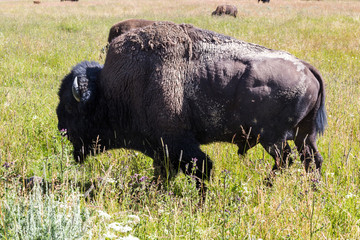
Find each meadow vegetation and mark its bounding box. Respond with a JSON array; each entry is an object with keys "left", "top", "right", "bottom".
[{"left": 0, "top": 0, "right": 359, "bottom": 239}]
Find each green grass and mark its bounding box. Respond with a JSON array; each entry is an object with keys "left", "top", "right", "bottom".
[{"left": 1, "top": 0, "right": 360, "bottom": 239}]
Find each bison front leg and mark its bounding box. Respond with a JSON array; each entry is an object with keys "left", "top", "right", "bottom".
[
  {"left": 180, "top": 150, "right": 213, "bottom": 190},
  {"left": 160, "top": 135, "right": 213, "bottom": 192},
  {"left": 152, "top": 152, "right": 179, "bottom": 185}
]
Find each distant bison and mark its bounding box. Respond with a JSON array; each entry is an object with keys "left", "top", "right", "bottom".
[
  {"left": 107, "top": 19, "right": 156, "bottom": 43},
  {"left": 57, "top": 22, "right": 326, "bottom": 189},
  {"left": 211, "top": 5, "right": 238, "bottom": 18}
]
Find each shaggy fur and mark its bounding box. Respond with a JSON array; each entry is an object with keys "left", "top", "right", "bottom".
[
  {"left": 57, "top": 22, "right": 327, "bottom": 188},
  {"left": 107, "top": 19, "right": 156, "bottom": 43},
  {"left": 211, "top": 5, "right": 238, "bottom": 18}
]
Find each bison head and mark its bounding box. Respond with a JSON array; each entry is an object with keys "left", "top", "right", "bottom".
[{"left": 56, "top": 61, "right": 103, "bottom": 162}]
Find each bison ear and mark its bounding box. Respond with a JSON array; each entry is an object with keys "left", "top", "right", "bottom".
[{"left": 72, "top": 76, "right": 81, "bottom": 102}]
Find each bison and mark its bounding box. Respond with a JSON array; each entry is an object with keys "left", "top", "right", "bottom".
[
  {"left": 107, "top": 19, "right": 156, "bottom": 43},
  {"left": 211, "top": 5, "right": 238, "bottom": 18},
  {"left": 57, "top": 22, "right": 326, "bottom": 189},
  {"left": 258, "top": 0, "right": 270, "bottom": 3}
]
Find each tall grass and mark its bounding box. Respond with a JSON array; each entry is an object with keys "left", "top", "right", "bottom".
[{"left": 0, "top": 0, "right": 360, "bottom": 238}]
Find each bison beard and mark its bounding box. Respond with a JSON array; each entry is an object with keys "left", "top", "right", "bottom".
[{"left": 57, "top": 22, "right": 326, "bottom": 190}]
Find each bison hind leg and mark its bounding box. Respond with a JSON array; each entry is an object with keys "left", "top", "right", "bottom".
[
  {"left": 293, "top": 112, "right": 324, "bottom": 174},
  {"left": 294, "top": 132, "right": 323, "bottom": 174}
]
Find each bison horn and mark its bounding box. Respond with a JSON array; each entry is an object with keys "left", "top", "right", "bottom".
[{"left": 72, "top": 76, "right": 81, "bottom": 102}]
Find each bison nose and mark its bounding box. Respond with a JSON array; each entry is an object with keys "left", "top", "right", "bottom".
[
  {"left": 57, "top": 122, "right": 63, "bottom": 131},
  {"left": 58, "top": 123, "right": 67, "bottom": 134}
]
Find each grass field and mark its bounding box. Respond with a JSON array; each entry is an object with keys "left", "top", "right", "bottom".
[{"left": 0, "top": 0, "right": 360, "bottom": 239}]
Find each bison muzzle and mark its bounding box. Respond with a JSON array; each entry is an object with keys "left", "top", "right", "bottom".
[{"left": 57, "top": 22, "right": 327, "bottom": 189}]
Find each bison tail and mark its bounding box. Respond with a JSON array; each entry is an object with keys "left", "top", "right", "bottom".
[
  {"left": 301, "top": 60, "right": 327, "bottom": 136},
  {"left": 309, "top": 64, "right": 327, "bottom": 136},
  {"left": 316, "top": 91, "right": 327, "bottom": 136}
]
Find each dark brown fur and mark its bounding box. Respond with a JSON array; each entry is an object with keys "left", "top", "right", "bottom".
[
  {"left": 107, "top": 19, "right": 156, "bottom": 43},
  {"left": 57, "top": 22, "right": 326, "bottom": 190},
  {"left": 211, "top": 5, "right": 238, "bottom": 18}
]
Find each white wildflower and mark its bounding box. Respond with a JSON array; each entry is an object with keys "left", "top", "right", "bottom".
[
  {"left": 103, "top": 232, "right": 118, "bottom": 239},
  {"left": 117, "top": 235, "right": 140, "bottom": 240},
  {"left": 106, "top": 177, "right": 116, "bottom": 184},
  {"left": 127, "top": 215, "right": 140, "bottom": 224},
  {"left": 98, "top": 210, "right": 111, "bottom": 219},
  {"left": 33, "top": 115, "right": 38, "bottom": 120},
  {"left": 345, "top": 193, "right": 356, "bottom": 199},
  {"left": 54, "top": 200, "right": 67, "bottom": 210},
  {"left": 108, "top": 222, "right": 132, "bottom": 233}
]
